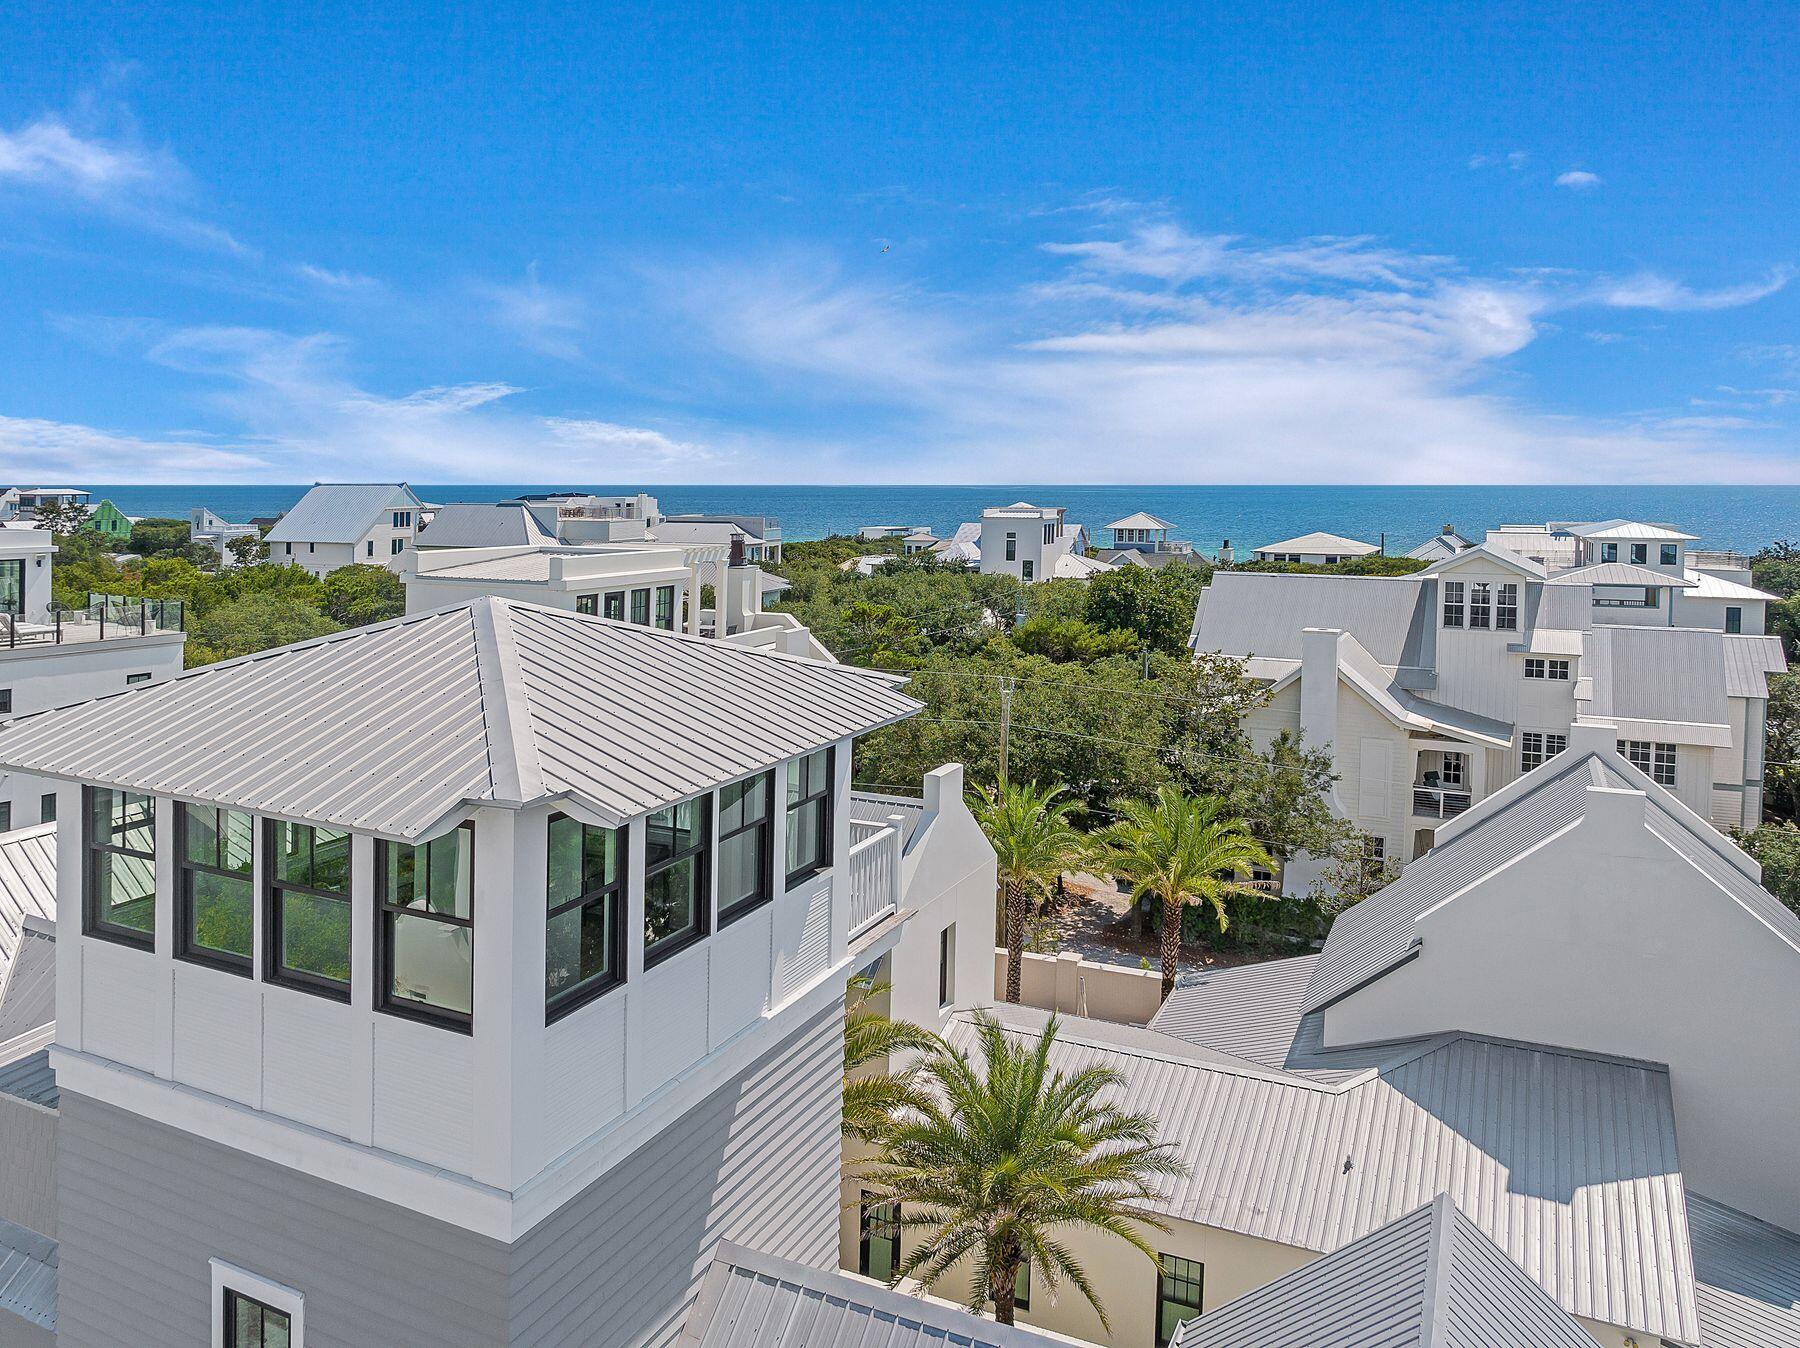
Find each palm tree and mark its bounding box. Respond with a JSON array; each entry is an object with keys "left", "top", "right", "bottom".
[
  {"left": 967, "top": 780, "right": 1088, "bottom": 1004},
  {"left": 1098, "top": 785, "right": 1273, "bottom": 1001},
  {"left": 843, "top": 973, "right": 941, "bottom": 1141},
  {"left": 861, "top": 1010, "right": 1186, "bottom": 1329}
]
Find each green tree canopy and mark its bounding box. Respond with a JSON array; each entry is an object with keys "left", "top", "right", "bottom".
[
  {"left": 1082, "top": 564, "right": 1208, "bottom": 654},
  {"left": 968, "top": 780, "right": 1089, "bottom": 1003},
  {"left": 320, "top": 564, "right": 405, "bottom": 626},
  {"left": 190, "top": 593, "right": 341, "bottom": 664}
]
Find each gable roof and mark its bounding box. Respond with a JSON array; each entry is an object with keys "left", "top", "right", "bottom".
[
  {"left": 1191, "top": 572, "right": 1428, "bottom": 667},
  {"left": 1108, "top": 511, "right": 1175, "bottom": 531},
  {"left": 264, "top": 483, "right": 422, "bottom": 545},
  {"left": 678, "top": 1242, "right": 1063, "bottom": 1347},
  {"left": 414, "top": 502, "right": 555, "bottom": 549},
  {"left": 1723, "top": 634, "right": 1788, "bottom": 699},
  {"left": 1255, "top": 531, "right": 1379, "bottom": 556},
  {"left": 1417, "top": 540, "right": 1547, "bottom": 580},
  {"left": 1306, "top": 741, "right": 1800, "bottom": 1019},
  {"left": 964, "top": 1004, "right": 1697, "bottom": 1341},
  {"left": 0, "top": 598, "right": 920, "bottom": 841},
  {"left": 1583, "top": 626, "right": 1731, "bottom": 737},
  {"left": 1170, "top": 1194, "right": 1600, "bottom": 1348}
]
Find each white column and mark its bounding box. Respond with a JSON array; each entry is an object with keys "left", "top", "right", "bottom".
[
  {"left": 686, "top": 565, "right": 703, "bottom": 635},
  {"left": 712, "top": 559, "right": 731, "bottom": 634},
  {"left": 346, "top": 832, "right": 376, "bottom": 1146},
  {"left": 153, "top": 796, "right": 177, "bottom": 1079},
  {"left": 53, "top": 783, "right": 84, "bottom": 1050},
  {"left": 472, "top": 807, "right": 544, "bottom": 1190}
]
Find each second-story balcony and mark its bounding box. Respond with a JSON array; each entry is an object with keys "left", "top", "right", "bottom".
[
  {"left": 1412, "top": 782, "right": 1473, "bottom": 819},
  {"left": 2, "top": 594, "right": 185, "bottom": 650},
  {"left": 847, "top": 791, "right": 920, "bottom": 939}
]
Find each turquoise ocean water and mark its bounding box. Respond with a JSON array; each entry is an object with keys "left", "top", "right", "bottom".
[{"left": 83, "top": 483, "right": 1800, "bottom": 556}]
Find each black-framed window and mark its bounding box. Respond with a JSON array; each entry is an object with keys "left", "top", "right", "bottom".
[
  {"left": 1442, "top": 580, "right": 1464, "bottom": 627},
  {"left": 1602, "top": 542, "right": 1619, "bottom": 563},
  {"left": 575, "top": 593, "right": 598, "bottom": 616},
  {"left": 1004, "top": 532, "right": 1017, "bottom": 561},
  {"left": 378, "top": 825, "right": 474, "bottom": 1029},
  {"left": 0, "top": 688, "right": 11, "bottom": 713},
  {"left": 1496, "top": 582, "right": 1518, "bottom": 630},
  {"left": 859, "top": 1196, "right": 900, "bottom": 1282},
  {"left": 785, "top": 747, "right": 834, "bottom": 885},
  {"left": 1631, "top": 542, "right": 1648, "bottom": 564},
  {"left": 1726, "top": 605, "right": 1743, "bottom": 634},
  {"left": 939, "top": 924, "right": 955, "bottom": 1008},
  {"left": 0, "top": 558, "right": 22, "bottom": 617},
  {"left": 1156, "top": 1256, "right": 1204, "bottom": 1346},
  {"left": 654, "top": 585, "right": 676, "bottom": 631},
  {"left": 630, "top": 588, "right": 651, "bottom": 625},
  {"left": 224, "top": 1288, "right": 292, "bottom": 1348},
  {"left": 603, "top": 591, "right": 625, "bottom": 620},
  {"left": 177, "top": 804, "right": 254, "bottom": 974},
  {"left": 645, "top": 797, "right": 709, "bottom": 964},
  {"left": 1524, "top": 657, "right": 1570, "bottom": 680},
  {"left": 265, "top": 820, "right": 352, "bottom": 999},
  {"left": 0, "top": 803, "right": 11, "bottom": 832},
  {"left": 84, "top": 787, "right": 156, "bottom": 948},
  {"left": 717, "top": 772, "right": 773, "bottom": 926},
  {"left": 545, "top": 814, "right": 627, "bottom": 1021},
  {"left": 1661, "top": 543, "right": 1679, "bottom": 565},
  {"left": 1014, "top": 1261, "right": 1031, "bottom": 1311},
  {"left": 39, "top": 792, "right": 54, "bottom": 824}
]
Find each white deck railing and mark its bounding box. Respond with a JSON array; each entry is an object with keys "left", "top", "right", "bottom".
[{"left": 846, "top": 822, "right": 903, "bottom": 937}]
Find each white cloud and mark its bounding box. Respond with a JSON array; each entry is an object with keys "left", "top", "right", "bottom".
[
  {"left": 294, "top": 262, "right": 382, "bottom": 291},
  {"left": 0, "top": 115, "right": 168, "bottom": 193},
  {"left": 658, "top": 224, "right": 1800, "bottom": 484},
  {"left": 0, "top": 413, "right": 267, "bottom": 481},
  {"left": 1470, "top": 150, "right": 1530, "bottom": 170},
  {"left": 1598, "top": 266, "right": 1794, "bottom": 311},
  {"left": 476, "top": 264, "right": 587, "bottom": 360},
  {"left": 1555, "top": 170, "right": 1602, "bottom": 190},
  {"left": 543, "top": 418, "right": 719, "bottom": 468}
]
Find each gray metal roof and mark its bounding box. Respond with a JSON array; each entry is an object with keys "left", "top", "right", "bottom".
[
  {"left": 1686, "top": 1193, "right": 1800, "bottom": 1348},
  {"left": 264, "top": 482, "right": 422, "bottom": 545},
  {"left": 1584, "top": 626, "right": 1730, "bottom": 728},
  {"left": 849, "top": 790, "right": 927, "bottom": 849},
  {"left": 1305, "top": 754, "right": 1623, "bottom": 1013},
  {"left": 414, "top": 502, "right": 555, "bottom": 549},
  {"left": 1109, "top": 511, "right": 1176, "bottom": 531},
  {"left": 0, "top": 1214, "right": 55, "bottom": 1331},
  {"left": 0, "top": 597, "right": 921, "bottom": 840},
  {"left": 0, "top": 918, "right": 55, "bottom": 1045},
  {"left": 1151, "top": 955, "right": 1363, "bottom": 1085},
  {"left": 1192, "top": 572, "right": 1428, "bottom": 667},
  {"left": 0, "top": 826, "right": 54, "bottom": 990},
  {"left": 1567, "top": 519, "right": 1699, "bottom": 541},
  {"left": 1550, "top": 560, "right": 1696, "bottom": 587},
  {"left": 0, "top": 1048, "right": 56, "bottom": 1109},
  {"left": 1255, "top": 531, "right": 1379, "bottom": 555},
  {"left": 1722, "top": 635, "right": 1787, "bottom": 699},
  {"left": 965, "top": 1005, "right": 1698, "bottom": 1341},
  {"left": 1171, "top": 1194, "right": 1600, "bottom": 1348},
  {"left": 678, "top": 1241, "right": 1063, "bottom": 1347}
]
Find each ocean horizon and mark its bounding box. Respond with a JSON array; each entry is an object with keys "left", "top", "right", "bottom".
[{"left": 79, "top": 483, "right": 1800, "bottom": 556}]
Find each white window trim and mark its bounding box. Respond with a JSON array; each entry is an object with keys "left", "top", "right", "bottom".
[{"left": 211, "top": 1259, "right": 305, "bottom": 1348}]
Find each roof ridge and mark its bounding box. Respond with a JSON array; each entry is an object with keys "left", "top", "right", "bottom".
[
  {"left": 1418, "top": 1193, "right": 1455, "bottom": 1347},
  {"left": 470, "top": 596, "right": 545, "bottom": 807}
]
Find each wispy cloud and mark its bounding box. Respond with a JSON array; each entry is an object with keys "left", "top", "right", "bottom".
[
  {"left": 1598, "top": 266, "right": 1794, "bottom": 311},
  {"left": 1042, "top": 223, "right": 1447, "bottom": 289},
  {"left": 1555, "top": 169, "right": 1602, "bottom": 190},
  {"left": 476, "top": 264, "right": 588, "bottom": 360},
  {"left": 1469, "top": 150, "right": 1530, "bottom": 170},
  {"left": 0, "top": 413, "right": 268, "bottom": 481}
]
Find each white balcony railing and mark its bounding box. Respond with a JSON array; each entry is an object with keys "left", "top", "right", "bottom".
[
  {"left": 1412, "top": 784, "right": 1473, "bottom": 819},
  {"left": 846, "top": 821, "right": 903, "bottom": 937}
]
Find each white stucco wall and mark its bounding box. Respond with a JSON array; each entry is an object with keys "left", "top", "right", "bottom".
[{"left": 1322, "top": 788, "right": 1800, "bottom": 1233}]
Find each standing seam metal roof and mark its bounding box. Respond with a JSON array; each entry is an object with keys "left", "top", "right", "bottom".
[
  {"left": 961, "top": 1005, "right": 1698, "bottom": 1341},
  {"left": 263, "top": 483, "right": 422, "bottom": 545},
  {"left": 413, "top": 502, "right": 555, "bottom": 549},
  {"left": 678, "top": 1242, "right": 1064, "bottom": 1347},
  {"left": 1170, "top": 1193, "right": 1601, "bottom": 1347},
  {"left": 0, "top": 826, "right": 54, "bottom": 986},
  {"left": 0, "top": 597, "right": 921, "bottom": 839},
  {"left": 1685, "top": 1192, "right": 1800, "bottom": 1348},
  {"left": 1191, "top": 572, "right": 1426, "bottom": 666}
]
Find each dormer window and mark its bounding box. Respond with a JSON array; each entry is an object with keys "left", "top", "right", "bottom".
[
  {"left": 1442, "top": 581, "right": 1464, "bottom": 628},
  {"left": 545, "top": 814, "right": 626, "bottom": 1021},
  {"left": 1496, "top": 583, "right": 1518, "bottom": 631},
  {"left": 266, "top": 821, "right": 352, "bottom": 1000},
  {"left": 378, "top": 825, "right": 474, "bottom": 1029},
  {"left": 1630, "top": 543, "right": 1648, "bottom": 565},
  {"left": 1468, "top": 582, "right": 1491, "bottom": 629},
  {"left": 85, "top": 787, "right": 156, "bottom": 949},
  {"left": 645, "top": 798, "right": 710, "bottom": 965},
  {"left": 1661, "top": 543, "right": 1678, "bottom": 566},
  {"left": 1601, "top": 543, "right": 1618, "bottom": 563}
]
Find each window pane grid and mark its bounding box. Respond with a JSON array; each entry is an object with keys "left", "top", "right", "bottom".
[
  {"left": 645, "top": 798, "right": 710, "bottom": 962},
  {"left": 546, "top": 814, "right": 627, "bottom": 1019},
  {"left": 785, "top": 747, "right": 834, "bottom": 884},
  {"left": 378, "top": 826, "right": 474, "bottom": 1028},
  {"left": 718, "top": 773, "right": 774, "bottom": 924},
  {"left": 1156, "top": 1254, "right": 1204, "bottom": 1347},
  {"left": 178, "top": 804, "right": 254, "bottom": 972},
  {"left": 266, "top": 820, "right": 352, "bottom": 998},
  {"left": 85, "top": 787, "right": 157, "bottom": 947},
  {"left": 1441, "top": 580, "right": 1464, "bottom": 627}
]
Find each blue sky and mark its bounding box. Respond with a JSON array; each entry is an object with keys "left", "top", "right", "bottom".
[{"left": 2, "top": 1, "right": 1797, "bottom": 483}]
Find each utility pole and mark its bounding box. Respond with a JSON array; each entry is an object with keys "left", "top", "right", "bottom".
[{"left": 998, "top": 676, "right": 1015, "bottom": 785}]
